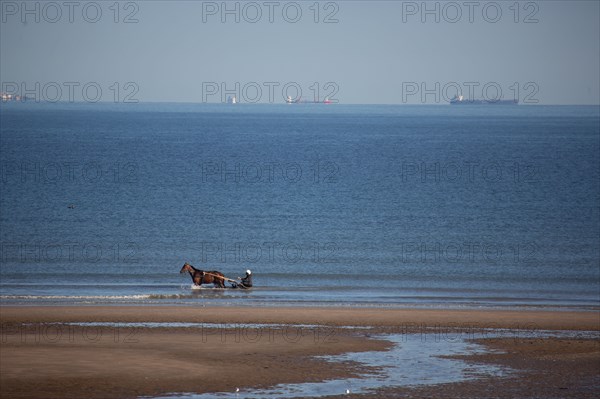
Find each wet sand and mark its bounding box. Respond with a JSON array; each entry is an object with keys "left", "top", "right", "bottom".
[
  {"left": 2, "top": 305, "right": 598, "bottom": 330},
  {"left": 1, "top": 306, "right": 599, "bottom": 398},
  {"left": 347, "top": 338, "right": 600, "bottom": 399}
]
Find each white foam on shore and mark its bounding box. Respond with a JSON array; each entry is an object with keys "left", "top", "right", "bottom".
[{"left": 0, "top": 294, "right": 152, "bottom": 300}]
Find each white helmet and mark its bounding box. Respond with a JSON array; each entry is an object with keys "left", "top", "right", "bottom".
[{"left": 246, "top": 269, "right": 252, "bottom": 275}]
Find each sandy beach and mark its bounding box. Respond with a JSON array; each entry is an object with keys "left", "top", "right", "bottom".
[{"left": 1, "top": 306, "right": 599, "bottom": 398}]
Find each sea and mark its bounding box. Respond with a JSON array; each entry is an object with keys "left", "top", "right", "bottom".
[{"left": 1, "top": 103, "right": 598, "bottom": 310}]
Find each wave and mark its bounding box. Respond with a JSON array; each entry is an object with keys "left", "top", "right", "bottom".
[
  {"left": 147, "top": 293, "right": 199, "bottom": 299},
  {"left": 0, "top": 294, "right": 152, "bottom": 300}
]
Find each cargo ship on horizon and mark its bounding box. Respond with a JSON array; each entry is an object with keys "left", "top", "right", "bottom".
[
  {"left": 286, "top": 96, "right": 333, "bottom": 104},
  {"left": 450, "top": 95, "right": 518, "bottom": 105}
]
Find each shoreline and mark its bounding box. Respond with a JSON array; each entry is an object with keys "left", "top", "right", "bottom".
[
  {"left": 2, "top": 305, "right": 599, "bottom": 398},
  {"left": 2, "top": 299, "right": 599, "bottom": 312}
]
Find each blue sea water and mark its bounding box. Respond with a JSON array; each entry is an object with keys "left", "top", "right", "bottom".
[{"left": 1, "top": 103, "right": 598, "bottom": 309}]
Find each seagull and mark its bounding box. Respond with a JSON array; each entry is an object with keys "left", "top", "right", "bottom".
[
  {"left": 345, "top": 389, "right": 350, "bottom": 394},
  {"left": 235, "top": 388, "right": 240, "bottom": 392}
]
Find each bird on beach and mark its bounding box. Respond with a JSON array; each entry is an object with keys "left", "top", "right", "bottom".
[{"left": 345, "top": 389, "right": 350, "bottom": 394}]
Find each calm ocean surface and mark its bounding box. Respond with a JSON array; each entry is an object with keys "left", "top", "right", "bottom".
[{"left": 1, "top": 103, "right": 598, "bottom": 309}]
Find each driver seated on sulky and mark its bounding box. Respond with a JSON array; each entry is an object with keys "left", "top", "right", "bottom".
[{"left": 232, "top": 269, "right": 253, "bottom": 289}]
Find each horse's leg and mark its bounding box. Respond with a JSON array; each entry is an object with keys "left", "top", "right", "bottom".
[{"left": 189, "top": 271, "right": 197, "bottom": 286}]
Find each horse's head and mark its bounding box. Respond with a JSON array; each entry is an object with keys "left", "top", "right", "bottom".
[{"left": 180, "top": 263, "right": 193, "bottom": 274}]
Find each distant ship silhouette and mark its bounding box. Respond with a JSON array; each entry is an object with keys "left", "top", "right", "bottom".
[{"left": 450, "top": 95, "right": 518, "bottom": 105}]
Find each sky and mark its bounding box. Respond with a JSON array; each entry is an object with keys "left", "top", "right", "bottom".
[{"left": 1, "top": 0, "right": 599, "bottom": 104}]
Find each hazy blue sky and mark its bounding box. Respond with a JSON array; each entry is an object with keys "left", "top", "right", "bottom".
[{"left": 1, "top": 0, "right": 599, "bottom": 104}]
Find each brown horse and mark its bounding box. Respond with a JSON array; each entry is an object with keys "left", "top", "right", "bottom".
[{"left": 180, "top": 263, "right": 226, "bottom": 288}]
